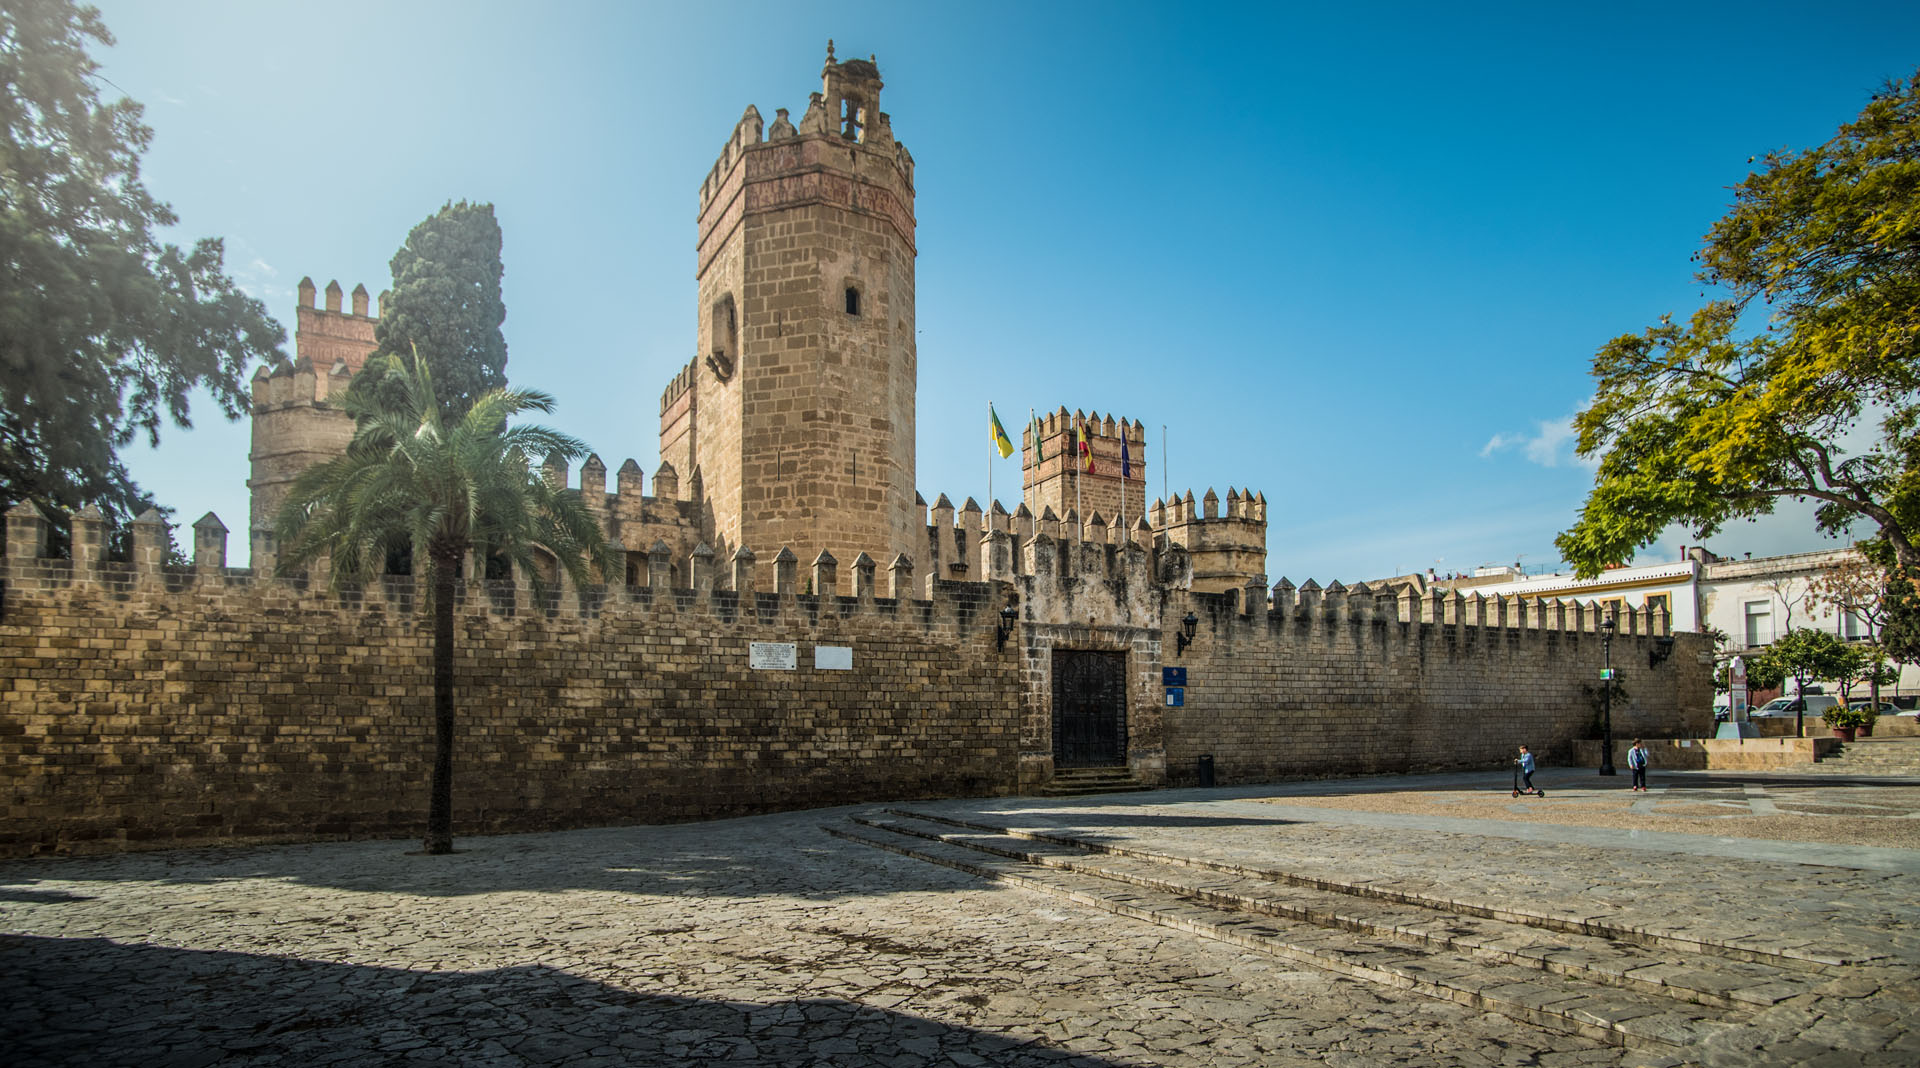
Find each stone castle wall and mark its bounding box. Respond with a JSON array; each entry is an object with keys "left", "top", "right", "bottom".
[
  {"left": 2, "top": 505, "right": 1709, "bottom": 857},
  {"left": 0, "top": 512, "right": 1020, "bottom": 857},
  {"left": 1165, "top": 584, "right": 1712, "bottom": 785}
]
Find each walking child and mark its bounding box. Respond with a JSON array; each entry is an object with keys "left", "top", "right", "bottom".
[{"left": 1627, "top": 739, "right": 1649, "bottom": 792}]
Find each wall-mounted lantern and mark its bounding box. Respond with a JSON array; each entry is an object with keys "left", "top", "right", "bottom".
[
  {"left": 1649, "top": 635, "right": 1675, "bottom": 668},
  {"left": 1176, "top": 612, "right": 1199, "bottom": 657}
]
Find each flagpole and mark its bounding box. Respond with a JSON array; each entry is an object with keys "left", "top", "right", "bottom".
[
  {"left": 1029, "top": 407, "right": 1037, "bottom": 519},
  {"left": 1161, "top": 424, "right": 1168, "bottom": 504},
  {"left": 987, "top": 401, "right": 993, "bottom": 517}
]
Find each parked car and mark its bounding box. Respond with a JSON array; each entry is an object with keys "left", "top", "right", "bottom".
[{"left": 1751, "top": 696, "right": 1839, "bottom": 717}]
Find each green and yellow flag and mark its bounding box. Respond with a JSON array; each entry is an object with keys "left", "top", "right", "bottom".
[
  {"left": 1030, "top": 409, "right": 1045, "bottom": 462},
  {"left": 989, "top": 404, "right": 1013, "bottom": 458}
]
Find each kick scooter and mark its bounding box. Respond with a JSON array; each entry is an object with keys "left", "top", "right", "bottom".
[{"left": 1511, "top": 760, "right": 1545, "bottom": 798}]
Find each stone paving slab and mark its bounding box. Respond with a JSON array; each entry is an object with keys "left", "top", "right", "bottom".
[{"left": 2, "top": 767, "right": 1915, "bottom": 1066}]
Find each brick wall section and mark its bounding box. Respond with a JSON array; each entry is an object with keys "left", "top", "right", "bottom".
[{"left": 0, "top": 557, "right": 1020, "bottom": 857}]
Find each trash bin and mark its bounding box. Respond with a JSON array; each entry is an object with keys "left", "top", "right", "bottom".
[{"left": 1197, "top": 754, "right": 1215, "bottom": 788}]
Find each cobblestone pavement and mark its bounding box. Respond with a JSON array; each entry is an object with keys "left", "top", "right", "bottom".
[{"left": 4, "top": 768, "right": 1916, "bottom": 1067}]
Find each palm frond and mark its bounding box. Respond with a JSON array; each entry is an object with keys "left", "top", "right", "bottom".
[{"left": 275, "top": 352, "right": 611, "bottom": 601}]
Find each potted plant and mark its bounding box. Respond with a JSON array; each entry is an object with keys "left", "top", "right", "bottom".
[{"left": 1822, "top": 704, "right": 1871, "bottom": 741}]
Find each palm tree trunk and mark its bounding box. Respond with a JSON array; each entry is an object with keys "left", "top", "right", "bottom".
[{"left": 424, "top": 551, "right": 458, "bottom": 854}]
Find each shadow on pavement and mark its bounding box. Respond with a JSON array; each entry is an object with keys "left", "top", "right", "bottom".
[
  {"left": 1, "top": 934, "right": 1127, "bottom": 1068},
  {"left": 0, "top": 817, "right": 992, "bottom": 902}
]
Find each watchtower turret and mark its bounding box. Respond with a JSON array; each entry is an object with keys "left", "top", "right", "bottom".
[
  {"left": 664, "top": 42, "right": 918, "bottom": 567},
  {"left": 1023, "top": 408, "right": 1148, "bottom": 525},
  {"left": 247, "top": 278, "right": 380, "bottom": 563}
]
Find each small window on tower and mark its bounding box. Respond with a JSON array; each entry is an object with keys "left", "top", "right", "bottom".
[{"left": 845, "top": 286, "right": 861, "bottom": 316}]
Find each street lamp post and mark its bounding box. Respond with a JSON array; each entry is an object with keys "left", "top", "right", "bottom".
[{"left": 1599, "top": 614, "right": 1617, "bottom": 776}]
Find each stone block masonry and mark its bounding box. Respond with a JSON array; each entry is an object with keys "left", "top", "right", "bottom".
[
  {"left": 0, "top": 513, "right": 1019, "bottom": 857},
  {"left": 1, "top": 504, "right": 1709, "bottom": 857},
  {"left": 1161, "top": 580, "right": 1713, "bottom": 786},
  {"left": 2, "top": 502, "right": 1712, "bottom": 856}
]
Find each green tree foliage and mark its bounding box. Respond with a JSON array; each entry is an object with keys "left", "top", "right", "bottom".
[
  {"left": 1558, "top": 71, "right": 1920, "bottom": 577},
  {"left": 0, "top": 1, "right": 283, "bottom": 529},
  {"left": 1738, "top": 651, "right": 1788, "bottom": 694},
  {"left": 1752, "top": 629, "right": 1859, "bottom": 732},
  {"left": 364, "top": 201, "right": 508, "bottom": 418},
  {"left": 1881, "top": 576, "right": 1920, "bottom": 677},
  {"left": 276, "top": 353, "right": 613, "bottom": 854}
]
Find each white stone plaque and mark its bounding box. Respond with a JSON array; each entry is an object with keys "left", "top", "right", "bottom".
[
  {"left": 814, "top": 645, "right": 853, "bottom": 671},
  {"left": 749, "top": 642, "right": 797, "bottom": 670}
]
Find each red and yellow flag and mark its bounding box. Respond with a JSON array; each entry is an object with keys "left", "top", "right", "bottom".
[{"left": 1077, "top": 424, "right": 1095, "bottom": 474}]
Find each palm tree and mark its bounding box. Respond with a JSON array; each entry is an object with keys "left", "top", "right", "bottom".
[{"left": 276, "top": 352, "right": 613, "bottom": 854}]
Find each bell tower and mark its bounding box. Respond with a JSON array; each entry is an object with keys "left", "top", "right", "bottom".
[{"left": 663, "top": 42, "right": 918, "bottom": 575}]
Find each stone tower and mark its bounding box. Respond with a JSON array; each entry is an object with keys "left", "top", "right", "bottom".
[
  {"left": 661, "top": 42, "right": 918, "bottom": 571},
  {"left": 1023, "top": 408, "right": 1149, "bottom": 527},
  {"left": 247, "top": 277, "right": 379, "bottom": 563}
]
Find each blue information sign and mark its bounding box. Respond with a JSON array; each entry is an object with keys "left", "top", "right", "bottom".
[
  {"left": 1162, "top": 667, "right": 1187, "bottom": 687},
  {"left": 1165, "top": 687, "right": 1185, "bottom": 707}
]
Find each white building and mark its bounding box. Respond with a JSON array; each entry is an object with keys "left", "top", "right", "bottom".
[
  {"left": 1697, "top": 548, "right": 1865, "bottom": 650},
  {"left": 1437, "top": 559, "right": 1701, "bottom": 632},
  {"left": 1423, "top": 545, "right": 1913, "bottom": 699}
]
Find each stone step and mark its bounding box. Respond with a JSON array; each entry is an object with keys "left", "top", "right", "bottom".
[
  {"left": 881, "top": 809, "right": 1878, "bottom": 968},
  {"left": 828, "top": 816, "right": 1750, "bottom": 1051},
  {"left": 861, "top": 810, "right": 1835, "bottom": 1000},
  {"left": 1039, "top": 767, "right": 1151, "bottom": 796}
]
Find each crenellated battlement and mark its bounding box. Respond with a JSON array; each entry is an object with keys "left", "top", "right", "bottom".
[
  {"left": 1022, "top": 407, "right": 1150, "bottom": 533},
  {"left": 1248, "top": 576, "right": 1671, "bottom": 637},
  {"left": 1148, "top": 486, "right": 1267, "bottom": 595},
  {"left": 915, "top": 486, "right": 1171, "bottom": 597},
  {"left": 289, "top": 276, "right": 382, "bottom": 379},
  {"left": 5, "top": 499, "right": 1673, "bottom": 653},
  {"left": 658, "top": 357, "right": 698, "bottom": 414},
  {"left": 695, "top": 44, "right": 916, "bottom": 220},
  {"left": 5, "top": 501, "right": 1001, "bottom": 639},
  {"left": 697, "top": 105, "right": 764, "bottom": 214}
]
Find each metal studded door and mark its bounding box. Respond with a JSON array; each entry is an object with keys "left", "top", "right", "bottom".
[{"left": 1052, "top": 650, "right": 1127, "bottom": 768}]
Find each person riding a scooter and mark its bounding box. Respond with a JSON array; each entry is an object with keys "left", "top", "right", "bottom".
[{"left": 1514, "top": 744, "right": 1544, "bottom": 797}]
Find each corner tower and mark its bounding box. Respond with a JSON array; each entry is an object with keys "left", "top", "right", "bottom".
[
  {"left": 248, "top": 278, "right": 380, "bottom": 564},
  {"left": 664, "top": 42, "right": 918, "bottom": 570}
]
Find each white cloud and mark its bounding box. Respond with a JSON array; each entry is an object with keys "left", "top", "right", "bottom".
[{"left": 1481, "top": 413, "right": 1584, "bottom": 468}]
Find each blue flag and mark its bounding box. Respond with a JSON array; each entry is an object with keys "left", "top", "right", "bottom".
[{"left": 1121, "top": 437, "right": 1132, "bottom": 480}]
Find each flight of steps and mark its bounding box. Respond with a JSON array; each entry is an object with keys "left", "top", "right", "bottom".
[
  {"left": 828, "top": 808, "right": 1873, "bottom": 1058},
  {"left": 1805, "top": 735, "right": 1920, "bottom": 775},
  {"left": 1039, "top": 766, "right": 1151, "bottom": 796}
]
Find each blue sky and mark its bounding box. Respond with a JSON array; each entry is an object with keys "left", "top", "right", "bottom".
[{"left": 96, "top": 0, "right": 1920, "bottom": 580}]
